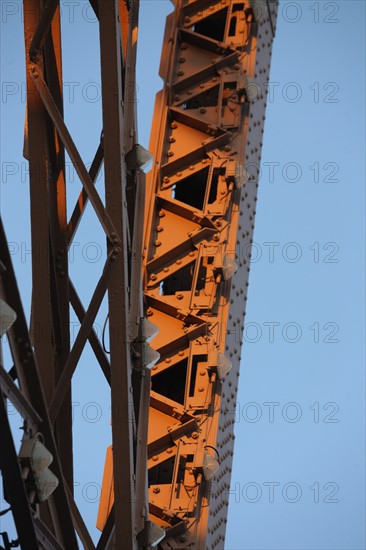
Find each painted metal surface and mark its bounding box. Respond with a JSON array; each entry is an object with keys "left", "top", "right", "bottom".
[
  {"left": 142, "top": 1, "right": 278, "bottom": 548},
  {"left": 0, "top": 0, "right": 277, "bottom": 548},
  {"left": 1, "top": 0, "right": 144, "bottom": 548},
  {"left": 0, "top": 217, "right": 77, "bottom": 549}
]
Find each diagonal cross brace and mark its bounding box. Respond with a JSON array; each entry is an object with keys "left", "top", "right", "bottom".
[
  {"left": 29, "top": 66, "right": 119, "bottom": 245},
  {"left": 67, "top": 142, "right": 104, "bottom": 247},
  {"left": 49, "top": 251, "right": 117, "bottom": 423},
  {"left": 69, "top": 280, "right": 111, "bottom": 385}
]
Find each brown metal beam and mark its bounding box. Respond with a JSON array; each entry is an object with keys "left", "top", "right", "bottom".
[
  {"left": 133, "top": 367, "right": 151, "bottom": 535},
  {"left": 88, "top": 0, "right": 99, "bottom": 19},
  {"left": 29, "top": 0, "right": 58, "bottom": 61},
  {"left": 0, "top": 217, "right": 78, "bottom": 548},
  {"left": 23, "top": 2, "right": 61, "bottom": 535},
  {"left": 67, "top": 142, "right": 104, "bottom": 245},
  {"left": 65, "top": 483, "right": 96, "bottom": 550},
  {"left": 33, "top": 516, "right": 66, "bottom": 550},
  {"left": 69, "top": 279, "right": 111, "bottom": 384},
  {"left": 0, "top": 364, "right": 42, "bottom": 432},
  {"left": 96, "top": 506, "right": 115, "bottom": 550},
  {"left": 43, "top": 4, "right": 74, "bottom": 492},
  {"left": 24, "top": 0, "right": 54, "bottom": 419},
  {"left": 29, "top": 66, "right": 119, "bottom": 243},
  {"left": 99, "top": 1, "right": 137, "bottom": 547}
]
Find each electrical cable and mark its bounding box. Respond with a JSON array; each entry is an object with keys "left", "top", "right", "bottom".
[{"left": 102, "top": 313, "right": 110, "bottom": 354}]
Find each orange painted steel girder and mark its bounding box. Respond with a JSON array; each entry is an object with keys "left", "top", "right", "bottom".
[
  {"left": 98, "top": 2, "right": 278, "bottom": 547},
  {"left": 0, "top": 0, "right": 278, "bottom": 548},
  {"left": 142, "top": 1, "right": 278, "bottom": 548}
]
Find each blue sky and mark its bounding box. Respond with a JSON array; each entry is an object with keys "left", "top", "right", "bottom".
[{"left": 0, "top": 1, "right": 365, "bottom": 548}]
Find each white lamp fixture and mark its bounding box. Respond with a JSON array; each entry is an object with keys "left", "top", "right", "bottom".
[
  {"left": 234, "top": 163, "right": 249, "bottom": 189},
  {"left": 222, "top": 254, "right": 237, "bottom": 280},
  {"left": 126, "top": 144, "right": 153, "bottom": 172},
  {"left": 148, "top": 522, "right": 166, "bottom": 547},
  {"left": 216, "top": 353, "right": 233, "bottom": 379},
  {"left": 203, "top": 448, "right": 220, "bottom": 481},
  {"left": 19, "top": 437, "right": 59, "bottom": 502},
  {"left": 0, "top": 299, "right": 17, "bottom": 337},
  {"left": 141, "top": 343, "right": 160, "bottom": 370},
  {"left": 249, "top": 0, "right": 267, "bottom": 21},
  {"left": 137, "top": 520, "right": 166, "bottom": 547},
  {"left": 244, "top": 75, "right": 260, "bottom": 102},
  {"left": 140, "top": 318, "right": 159, "bottom": 343}
]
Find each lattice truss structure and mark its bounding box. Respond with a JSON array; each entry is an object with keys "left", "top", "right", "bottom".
[
  {"left": 0, "top": 1, "right": 277, "bottom": 549},
  {"left": 140, "top": 1, "right": 278, "bottom": 548}
]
